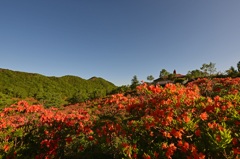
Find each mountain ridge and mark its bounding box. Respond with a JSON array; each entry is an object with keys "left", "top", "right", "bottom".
[
  {"left": 0, "top": 68, "right": 114, "bottom": 84},
  {"left": 0, "top": 68, "right": 117, "bottom": 108}
]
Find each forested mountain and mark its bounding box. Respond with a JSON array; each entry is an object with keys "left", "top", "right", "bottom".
[{"left": 0, "top": 68, "right": 117, "bottom": 108}]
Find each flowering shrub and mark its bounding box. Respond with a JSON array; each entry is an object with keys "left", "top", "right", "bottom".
[
  {"left": 186, "top": 77, "right": 240, "bottom": 97},
  {"left": 0, "top": 101, "right": 94, "bottom": 158},
  {"left": 0, "top": 77, "right": 239, "bottom": 158}
]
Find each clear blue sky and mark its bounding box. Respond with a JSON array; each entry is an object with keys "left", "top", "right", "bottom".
[{"left": 0, "top": 1, "right": 240, "bottom": 86}]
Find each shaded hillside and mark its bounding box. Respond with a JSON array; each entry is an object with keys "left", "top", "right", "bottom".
[{"left": 0, "top": 68, "right": 117, "bottom": 108}]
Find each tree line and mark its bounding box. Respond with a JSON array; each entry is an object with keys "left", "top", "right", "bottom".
[{"left": 130, "top": 61, "right": 240, "bottom": 88}]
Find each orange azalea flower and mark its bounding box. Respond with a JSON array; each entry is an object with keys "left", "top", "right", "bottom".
[
  {"left": 122, "top": 143, "right": 129, "bottom": 148},
  {"left": 166, "top": 113, "right": 173, "bottom": 123},
  {"left": 190, "top": 144, "right": 197, "bottom": 153},
  {"left": 162, "top": 143, "right": 168, "bottom": 149},
  {"left": 162, "top": 131, "right": 172, "bottom": 138},
  {"left": 216, "top": 135, "right": 221, "bottom": 142},
  {"left": 183, "top": 115, "right": 191, "bottom": 123},
  {"left": 118, "top": 104, "right": 124, "bottom": 109},
  {"left": 198, "top": 152, "right": 206, "bottom": 159},
  {"left": 177, "top": 140, "right": 183, "bottom": 147},
  {"left": 195, "top": 129, "right": 201, "bottom": 137},
  {"left": 88, "top": 136, "right": 94, "bottom": 141},
  {"left": 143, "top": 154, "right": 151, "bottom": 159},
  {"left": 154, "top": 151, "right": 159, "bottom": 158},
  {"left": 214, "top": 96, "right": 220, "bottom": 102},
  {"left": 132, "top": 153, "right": 137, "bottom": 159},
  {"left": 221, "top": 106, "right": 227, "bottom": 111},
  {"left": 165, "top": 143, "right": 177, "bottom": 159},
  {"left": 200, "top": 112, "right": 208, "bottom": 121},
  {"left": 233, "top": 147, "right": 240, "bottom": 155},
  {"left": 182, "top": 142, "right": 189, "bottom": 152},
  {"left": 171, "top": 128, "right": 183, "bottom": 139},
  {"left": 208, "top": 122, "right": 218, "bottom": 130},
  {"left": 41, "top": 139, "right": 50, "bottom": 148},
  {"left": 149, "top": 131, "right": 154, "bottom": 136},
  {"left": 0, "top": 113, "right": 4, "bottom": 117},
  {"left": 3, "top": 144, "right": 10, "bottom": 152},
  {"left": 232, "top": 138, "right": 238, "bottom": 145},
  {"left": 207, "top": 122, "right": 214, "bottom": 129}
]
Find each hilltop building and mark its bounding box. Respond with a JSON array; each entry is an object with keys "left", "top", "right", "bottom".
[{"left": 153, "top": 70, "right": 186, "bottom": 86}]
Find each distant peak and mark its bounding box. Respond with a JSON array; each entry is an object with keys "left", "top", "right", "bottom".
[{"left": 89, "top": 76, "right": 99, "bottom": 80}]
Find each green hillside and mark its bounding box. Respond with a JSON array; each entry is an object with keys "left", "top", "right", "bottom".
[{"left": 0, "top": 68, "right": 117, "bottom": 108}]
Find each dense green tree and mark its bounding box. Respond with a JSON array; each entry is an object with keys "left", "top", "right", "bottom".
[
  {"left": 147, "top": 75, "right": 154, "bottom": 82},
  {"left": 237, "top": 61, "right": 240, "bottom": 72},
  {"left": 111, "top": 85, "right": 131, "bottom": 94},
  {"left": 14, "top": 87, "right": 28, "bottom": 98},
  {"left": 0, "top": 92, "right": 14, "bottom": 110},
  {"left": 200, "top": 62, "right": 217, "bottom": 76},
  {"left": 159, "top": 69, "right": 170, "bottom": 78},
  {"left": 226, "top": 66, "right": 238, "bottom": 76},
  {"left": 68, "top": 90, "right": 89, "bottom": 104},
  {"left": 131, "top": 75, "right": 139, "bottom": 89},
  {"left": 89, "top": 89, "right": 106, "bottom": 99},
  {"left": 43, "top": 92, "right": 66, "bottom": 108},
  {"left": 186, "top": 69, "right": 205, "bottom": 79}
]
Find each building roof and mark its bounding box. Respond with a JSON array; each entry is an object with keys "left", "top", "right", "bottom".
[{"left": 175, "top": 74, "right": 186, "bottom": 78}]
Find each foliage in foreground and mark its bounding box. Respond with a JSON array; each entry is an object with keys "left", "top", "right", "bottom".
[{"left": 0, "top": 77, "right": 240, "bottom": 158}]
